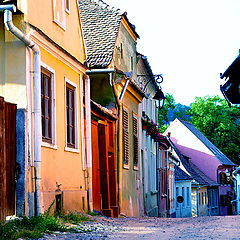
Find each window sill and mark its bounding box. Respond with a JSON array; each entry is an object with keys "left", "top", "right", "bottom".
[
  {"left": 151, "top": 190, "right": 158, "bottom": 195},
  {"left": 123, "top": 164, "right": 130, "bottom": 170},
  {"left": 64, "top": 147, "right": 80, "bottom": 153},
  {"left": 133, "top": 166, "right": 139, "bottom": 171},
  {"left": 41, "top": 142, "right": 58, "bottom": 150}
]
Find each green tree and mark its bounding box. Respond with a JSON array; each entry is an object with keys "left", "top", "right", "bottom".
[
  {"left": 158, "top": 93, "right": 175, "bottom": 132},
  {"left": 188, "top": 95, "right": 240, "bottom": 164}
]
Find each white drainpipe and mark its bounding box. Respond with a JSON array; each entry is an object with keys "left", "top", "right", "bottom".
[{"left": 3, "top": 5, "right": 42, "bottom": 215}]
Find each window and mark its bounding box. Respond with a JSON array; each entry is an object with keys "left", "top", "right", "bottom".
[
  {"left": 41, "top": 68, "right": 54, "bottom": 144},
  {"left": 65, "top": 0, "right": 70, "bottom": 13},
  {"left": 130, "top": 56, "right": 133, "bottom": 71},
  {"left": 202, "top": 192, "right": 204, "bottom": 205},
  {"left": 176, "top": 187, "right": 179, "bottom": 208},
  {"left": 199, "top": 193, "right": 201, "bottom": 205},
  {"left": 53, "top": 0, "right": 66, "bottom": 30},
  {"left": 182, "top": 187, "right": 185, "bottom": 207},
  {"left": 187, "top": 187, "right": 190, "bottom": 206},
  {"left": 133, "top": 112, "right": 138, "bottom": 169},
  {"left": 65, "top": 79, "right": 78, "bottom": 149},
  {"left": 123, "top": 106, "right": 129, "bottom": 166},
  {"left": 205, "top": 192, "right": 207, "bottom": 205}
]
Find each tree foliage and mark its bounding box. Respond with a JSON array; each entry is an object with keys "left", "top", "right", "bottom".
[
  {"left": 187, "top": 96, "right": 240, "bottom": 164},
  {"left": 158, "top": 94, "right": 240, "bottom": 164},
  {"left": 158, "top": 93, "right": 175, "bottom": 132}
]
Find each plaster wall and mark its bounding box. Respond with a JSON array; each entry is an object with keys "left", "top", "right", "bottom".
[
  {"left": 120, "top": 89, "right": 143, "bottom": 216},
  {"left": 112, "top": 23, "right": 137, "bottom": 81},
  {"left": 0, "top": 15, "right": 27, "bottom": 108},
  {"left": 25, "top": 0, "right": 85, "bottom": 62},
  {"left": 40, "top": 47, "right": 87, "bottom": 212},
  {"left": 166, "top": 119, "right": 220, "bottom": 181}
]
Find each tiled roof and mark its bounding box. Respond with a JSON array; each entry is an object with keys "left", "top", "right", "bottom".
[
  {"left": 178, "top": 119, "right": 235, "bottom": 166},
  {"left": 78, "top": 0, "right": 122, "bottom": 68},
  {"left": 170, "top": 139, "right": 219, "bottom": 186},
  {"left": 78, "top": 0, "right": 139, "bottom": 68},
  {"left": 175, "top": 165, "right": 193, "bottom": 181}
]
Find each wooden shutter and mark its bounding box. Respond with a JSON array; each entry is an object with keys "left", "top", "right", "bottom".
[
  {"left": 133, "top": 113, "right": 138, "bottom": 167},
  {"left": 123, "top": 107, "right": 129, "bottom": 165},
  {"left": 66, "top": 84, "right": 75, "bottom": 148},
  {"left": 41, "top": 70, "right": 52, "bottom": 143}
]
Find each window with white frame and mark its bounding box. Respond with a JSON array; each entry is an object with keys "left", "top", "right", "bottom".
[
  {"left": 65, "top": 78, "right": 78, "bottom": 149},
  {"left": 53, "top": 0, "right": 66, "bottom": 30},
  {"left": 41, "top": 64, "right": 56, "bottom": 146},
  {"left": 65, "top": 0, "right": 70, "bottom": 13}
]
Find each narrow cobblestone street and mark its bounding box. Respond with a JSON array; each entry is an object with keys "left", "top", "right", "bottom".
[{"left": 40, "top": 215, "right": 240, "bottom": 240}]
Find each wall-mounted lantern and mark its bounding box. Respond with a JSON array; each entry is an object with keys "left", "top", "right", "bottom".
[
  {"left": 153, "top": 88, "right": 165, "bottom": 109},
  {"left": 137, "top": 74, "right": 165, "bottom": 109}
]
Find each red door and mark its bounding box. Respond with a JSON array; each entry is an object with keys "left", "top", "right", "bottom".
[{"left": 91, "top": 120, "right": 101, "bottom": 212}]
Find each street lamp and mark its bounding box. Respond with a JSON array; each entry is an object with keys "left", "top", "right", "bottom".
[
  {"left": 137, "top": 73, "right": 166, "bottom": 109},
  {"left": 153, "top": 88, "right": 165, "bottom": 109}
]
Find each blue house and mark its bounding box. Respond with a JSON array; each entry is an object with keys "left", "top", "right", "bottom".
[
  {"left": 169, "top": 139, "right": 220, "bottom": 216},
  {"left": 175, "top": 165, "right": 193, "bottom": 217}
]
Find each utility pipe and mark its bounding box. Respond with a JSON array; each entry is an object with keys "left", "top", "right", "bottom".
[
  {"left": 3, "top": 6, "right": 42, "bottom": 216},
  {"left": 119, "top": 77, "right": 129, "bottom": 101}
]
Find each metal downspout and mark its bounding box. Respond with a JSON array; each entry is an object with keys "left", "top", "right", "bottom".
[
  {"left": 156, "top": 142, "right": 160, "bottom": 217},
  {"left": 4, "top": 6, "right": 42, "bottom": 216}
]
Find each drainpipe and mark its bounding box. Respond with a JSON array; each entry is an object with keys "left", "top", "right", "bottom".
[
  {"left": 156, "top": 142, "right": 160, "bottom": 217},
  {"left": 3, "top": 6, "right": 42, "bottom": 215}
]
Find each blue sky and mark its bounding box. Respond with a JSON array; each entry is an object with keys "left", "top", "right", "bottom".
[{"left": 103, "top": 0, "right": 240, "bottom": 105}]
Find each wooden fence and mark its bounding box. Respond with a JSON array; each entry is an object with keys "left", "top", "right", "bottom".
[{"left": 0, "top": 97, "right": 17, "bottom": 221}]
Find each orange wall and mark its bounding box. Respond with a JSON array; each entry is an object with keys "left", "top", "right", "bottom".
[
  {"left": 39, "top": 45, "right": 87, "bottom": 212},
  {"left": 23, "top": 0, "right": 85, "bottom": 63}
]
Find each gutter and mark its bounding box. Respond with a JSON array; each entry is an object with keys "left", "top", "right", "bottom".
[{"left": 2, "top": 5, "right": 42, "bottom": 215}]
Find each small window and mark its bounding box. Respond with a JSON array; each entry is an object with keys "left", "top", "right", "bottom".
[
  {"left": 123, "top": 106, "right": 129, "bottom": 167},
  {"left": 41, "top": 69, "right": 52, "bottom": 143},
  {"left": 187, "top": 187, "right": 190, "bottom": 206},
  {"left": 65, "top": 0, "right": 70, "bottom": 13},
  {"left": 130, "top": 56, "right": 133, "bottom": 71},
  {"left": 133, "top": 112, "right": 138, "bottom": 169},
  {"left": 176, "top": 187, "right": 179, "bottom": 208},
  {"left": 182, "top": 187, "right": 185, "bottom": 207},
  {"left": 202, "top": 192, "right": 204, "bottom": 205},
  {"left": 65, "top": 79, "right": 78, "bottom": 149},
  {"left": 199, "top": 193, "right": 201, "bottom": 205}
]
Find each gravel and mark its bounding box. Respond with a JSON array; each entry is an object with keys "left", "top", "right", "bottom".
[{"left": 39, "top": 215, "right": 240, "bottom": 240}]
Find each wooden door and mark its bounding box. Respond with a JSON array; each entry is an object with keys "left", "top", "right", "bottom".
[
  {"left": 91, "top": 120, "right": 101, "bottom": 211},
  {"left": 0, "top": 98, "right": 16, "bottom": 221},
  {"left": 98, "top": 121, "right": 111, "bottom": 214}
]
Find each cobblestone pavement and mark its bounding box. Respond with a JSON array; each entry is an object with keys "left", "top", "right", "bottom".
[{"left": 40, "top": 215, "right": 240, "bottom": 240}]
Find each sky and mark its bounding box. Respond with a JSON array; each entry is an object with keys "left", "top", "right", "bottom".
[{"left": 103, "top": 0, "right": 240, "bottom": 105}]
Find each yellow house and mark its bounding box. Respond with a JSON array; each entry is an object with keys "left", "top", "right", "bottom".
[{"left": 0, "top": 1, "right": 88, "bottom": 217}]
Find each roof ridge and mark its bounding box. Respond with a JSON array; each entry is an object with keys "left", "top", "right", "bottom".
[{"left": 91, "top": 0, "right": 122, "bottom": 13}]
